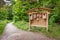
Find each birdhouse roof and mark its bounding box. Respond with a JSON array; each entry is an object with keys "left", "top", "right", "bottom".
[{"left": 27, "top": 7, "right": 54, "bottom": 14}]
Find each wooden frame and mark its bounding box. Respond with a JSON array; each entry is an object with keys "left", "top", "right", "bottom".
[{"left": 28, "top": 7, "right": 53, "bottom": 31}]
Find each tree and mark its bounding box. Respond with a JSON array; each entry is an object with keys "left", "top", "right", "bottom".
[
  {"left": 0, "top": 7, "right": 8, "bottom": 20},
  {"left": 12, "top": 0, "right": 22, "bottom": 22}
]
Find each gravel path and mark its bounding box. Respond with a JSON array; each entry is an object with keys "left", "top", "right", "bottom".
[{"left": 1, "top": 22, "right": 55, "bottom": 40}]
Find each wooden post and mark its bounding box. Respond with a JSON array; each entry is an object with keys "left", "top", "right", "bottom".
[
  {"left": 46, "top": 13, "right": 48, "bottom": 31},
  {"left": 46, "top": 11, "right": 50, "bottom": 31},
  {"left": 28, "top": 15, "right": 31, "bottom": 31},
  {"left": 28, "top": 13, "right": 32, "bottom": 31}
]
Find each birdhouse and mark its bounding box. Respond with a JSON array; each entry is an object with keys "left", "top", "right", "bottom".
[{"left": 28, "top": 7, "right": 53, "bottom": 31}]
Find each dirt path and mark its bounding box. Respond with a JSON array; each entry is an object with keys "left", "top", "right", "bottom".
[{"left": 1, "top": 22, "right": 55, "bottom": 40}]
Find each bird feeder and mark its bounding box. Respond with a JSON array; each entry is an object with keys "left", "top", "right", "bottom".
[{"left": 28, "top": 7, "right": 53, "bottom": 31}]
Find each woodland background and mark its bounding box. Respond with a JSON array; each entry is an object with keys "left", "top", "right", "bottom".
[{"left": 0, "top": 0, "right": 60, "bottom": 40}]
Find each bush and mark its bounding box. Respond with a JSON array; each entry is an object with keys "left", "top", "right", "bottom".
[
  {"left": 14, "top": 21, "right": 29, "bottom": 30},
  {"left": 0, "top": 20, "right": 8, "bottom": 34},
  {"left": 0, "top": 7, "right": 8, "bottom": 20}
]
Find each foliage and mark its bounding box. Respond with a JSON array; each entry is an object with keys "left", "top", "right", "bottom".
[
  {"left": 0, "top": 0, "right": 60, "bottom": 23},
  {"left": 12, "top": 0, "right": 28, "bottom": 22},
  {"left": 0, "top": 20, "right": 8, "bottom": 34},
  {"left": 14, "top": 21, "right": 29, "bottom": 30},
  {"left": 0, "top": 7, "right": 8, "bottom": 20},
  {"left": 11, "top": 0, "right": 60, "bottom": 24},
  {"left": 0, "top": 0, "right": 60, "bottom": 39}
]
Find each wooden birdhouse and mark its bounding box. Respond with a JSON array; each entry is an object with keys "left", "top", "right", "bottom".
[{"left": 28, "top": 7, "right": 53, "bottom": 31}]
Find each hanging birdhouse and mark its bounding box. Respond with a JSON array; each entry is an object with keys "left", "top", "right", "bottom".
[{"left": 28, "top": 7, "right": 53, "bottom": 31}]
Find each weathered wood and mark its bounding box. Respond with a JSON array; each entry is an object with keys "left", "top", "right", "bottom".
[
  {"left": 27, "top": 7, "right": 54, "bottom": 13},
  {"left": 28, "top": 7, "right": 52, "bottom": 31}
]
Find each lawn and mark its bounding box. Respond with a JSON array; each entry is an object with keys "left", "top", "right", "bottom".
[{"left": 14, "top": 21, "right": 60, "bottom": 40}]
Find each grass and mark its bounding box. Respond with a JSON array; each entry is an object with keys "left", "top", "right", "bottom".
[
  {"left": 45, "top": 24, "right": 60, "bottom": 40},
  {"left": 14, "top": 21, "right": 60, "bottom": 40},
  {"left": 14, "top": 21, "right": 29, "bottom": 30},
  {"left": 31, "top": 24, "right": 60, "bottom": 40},
  {"left": 0, "top": 20, "right": 8, "bottom": 34}
]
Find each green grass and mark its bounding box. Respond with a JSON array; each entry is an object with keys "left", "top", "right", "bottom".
[
  {"left": 45, "top": 24, "right": 60, "bottom": 40},
  {"left": 14, "top": 21, "right": 29, "bottom": 30},
  {"left": 0, "top": 20, "right": 8, "bottom": 34},
  {"left": 14, "top": 21, "right": 60, "bottom": 40},
  {"left": 31, "top": 24, "right": 60, "bottom": 40}
]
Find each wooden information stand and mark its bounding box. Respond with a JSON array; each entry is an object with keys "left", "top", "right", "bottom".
[{"left": 28, "top": 7, "right": 53, "bottom": 31}]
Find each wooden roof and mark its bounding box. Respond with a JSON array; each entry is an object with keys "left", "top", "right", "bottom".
[{"left": 28, "top": 7, "right": 54, "bottom": 13}]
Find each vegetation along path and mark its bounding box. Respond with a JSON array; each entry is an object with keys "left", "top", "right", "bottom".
[{"left": 1, "top": 22, "right": 55, "bottom": 40}]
